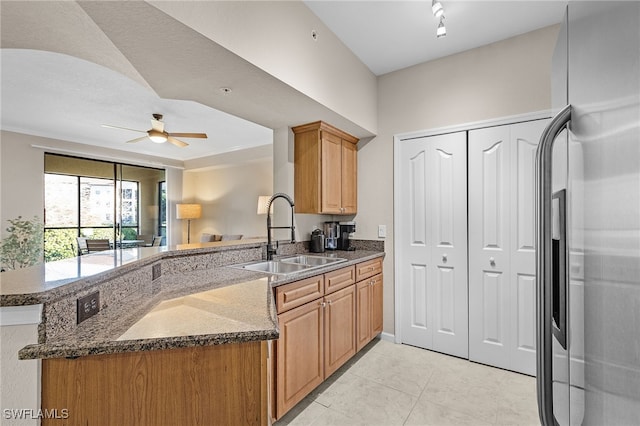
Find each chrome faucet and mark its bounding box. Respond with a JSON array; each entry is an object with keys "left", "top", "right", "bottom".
[{"left": 266, "top": 193, "right": 295, "bottom": 260}]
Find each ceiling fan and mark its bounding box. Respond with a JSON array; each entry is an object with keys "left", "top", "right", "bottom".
[{"left": 102, "top": 113, "right": 208, "bottom": 147}]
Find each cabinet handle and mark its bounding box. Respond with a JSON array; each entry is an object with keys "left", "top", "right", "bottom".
[
  {"left": 321, "top": 302, "right": 326, "bottom": 308},
  {"left": 489, "top": 257, "right": 496, "bottom": 266},
  {"left": 442, "top": 253, "right": 448, "bottom": 262},
  {"left": 327, "top": 300, "right": 332, "bottom": 305}
]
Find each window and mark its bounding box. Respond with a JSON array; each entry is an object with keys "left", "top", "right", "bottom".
[{"left": 44, "top": 154, "right": 165, "bottom": 261}]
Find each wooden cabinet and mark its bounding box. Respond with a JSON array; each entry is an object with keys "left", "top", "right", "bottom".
[
  {"left": 42, "top": 342, "right": 269, "bottom": 426},
  {"left": 355, "top": 258, "right": 384, "bottom": 351},
  {"left": 273, "top": 260, "right": 383, "bottom": 420},
  {"left": 276, "top": 297, "right": 325, "bottom": 417},
  {"left": 293, "top": 121, "right": 359, "bottom": 214}
]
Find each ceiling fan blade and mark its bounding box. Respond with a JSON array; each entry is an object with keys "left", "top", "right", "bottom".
[
  {"left": 126, "top": 136, "right": 150, "bottom": 144},
  {"left": 167, "top": 136, "right": 188, "bottom": 148},
  {"left": 167, "top": 132, "right": 208, "bottom": 139},
  {"left": 151, "top": 118, "right": 164, "bottom": 133},
  {"left": 102, "top": 124, "right": 146, "bottom": 133}
]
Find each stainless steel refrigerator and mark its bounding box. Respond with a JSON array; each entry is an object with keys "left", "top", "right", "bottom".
[{"left": 536, "top": 1, "right": 640, "bottom": 425}]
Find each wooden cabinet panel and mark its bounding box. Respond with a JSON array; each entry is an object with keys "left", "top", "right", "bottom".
[
  {"left": 356, "top": 279, "right": 371, "bottom": 351},
  {"left": 275, "top": 275, "right": 324, "bottom": 313},
  {"left": 324, "top": 265, "right": 356, "bottom": 294},
  {"left": 42, "top": 342, "right": 268, "bottom": 426},
  {"left": 321, "top": 131, "right": 343, "bottom": 214},
  {"left": 341, "top": 141, "right": 358, "bottom": 214},
  {"left": 293, "top": 121, "right": 358, "bottom": 215},
  {"left": 356, "top": 271, "right": 384, "bottom": 352},
  {"left": 276, "top": 300, "right": 324, "bottom": 418},
  {"left": 371, "top": 274, "right": 384, "bottom": 336},
  {"left": 356, "top": 258, "right": 383, "bottom": 282},
  {"left": 324, "top": 285, "right": 356, "bottom": 377}
]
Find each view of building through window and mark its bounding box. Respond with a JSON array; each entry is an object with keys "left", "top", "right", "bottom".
[{"left": 44, "top": 154, "right": 166, "bottom": 261}]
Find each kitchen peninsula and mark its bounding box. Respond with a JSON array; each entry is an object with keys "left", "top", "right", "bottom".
[{"left": 0, "top": 239, "right": 384, "bottom": 425}]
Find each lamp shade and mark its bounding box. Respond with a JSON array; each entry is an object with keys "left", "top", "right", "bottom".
[
  {"left": 257, "top": 195, "right": 272, "bottom": 215},
  {"left": 176, "top": 203, "right": 202, "bottom": 220}
]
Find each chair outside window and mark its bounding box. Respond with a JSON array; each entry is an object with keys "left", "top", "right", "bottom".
[
  {"left": 76, "top": 237, "right": 89, "bottom": 255},
  {"left": 136, "top": 234, "right": 154, "bottom": 247},
  {"left": 86, "top": 239, "right": 111, "bottom": 252}
]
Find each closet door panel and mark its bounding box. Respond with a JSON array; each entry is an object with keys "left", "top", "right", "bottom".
[
  {"left": 430, "top": 134, "right": 468, "bottom": 358},
  {"left": 398, "top": 139, "right": 433, "bottom": 347},
  {"left": 509, "top": 119, "right": 547, "bottom": 374},
  {"left": 399, "top": 132, "right": 467, "bottom": 356},
  {"left": 469, "top": 126, "right": 511, "bottom": 367}
]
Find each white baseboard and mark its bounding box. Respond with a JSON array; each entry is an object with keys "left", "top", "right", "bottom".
[{"left": 379, "top": 332, "right": 395, "bottom": 343}]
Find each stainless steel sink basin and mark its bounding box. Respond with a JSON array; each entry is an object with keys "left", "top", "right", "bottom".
[
  {"left": 228, "top": 255, "right": 346, "bottom": 276},
  {"left": 239, "top": 260, "right": 309, "bottom": 274},
  {"left": 279, "top": 255, "right": 347, "bottom": 267}
]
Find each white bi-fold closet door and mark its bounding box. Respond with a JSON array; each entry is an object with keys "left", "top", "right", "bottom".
[
  {"left": 468, "top": 119, "right": 549, "bottom": 375},
  {"left": 397, "top": 131, "right": 468, "bottom": 358}
]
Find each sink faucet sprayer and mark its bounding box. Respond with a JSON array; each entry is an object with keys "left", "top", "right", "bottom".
[{"left": 266, "top": 193, "right": 295, "bottom": 260}]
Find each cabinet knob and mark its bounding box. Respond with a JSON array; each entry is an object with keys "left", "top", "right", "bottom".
[
  {"left": 321, "top": 302, "right": 326, "bottom": 308},
  {"left": 489, "top": 257, "right": 496, "bottom": 266},
  {"left": 442, "top": 254, "right": 448, "bottom": 262}
]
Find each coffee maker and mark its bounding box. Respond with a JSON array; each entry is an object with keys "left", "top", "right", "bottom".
[
  {"left": 323, "top": 221, "right": 339, "bottom": 250},
  {"left": 338, "top": 221, "right": 356, "bottom": 251}
]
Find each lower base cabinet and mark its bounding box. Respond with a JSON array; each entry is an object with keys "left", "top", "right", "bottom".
[
  {"left": 273, "top": 258, "right": 383, "bottom": 420},
  {"left": 42, "top": 342, "right": 269, "bottom": 426},
  {"left": 356, "top": 273, "right": 383, "bottom": 351}
]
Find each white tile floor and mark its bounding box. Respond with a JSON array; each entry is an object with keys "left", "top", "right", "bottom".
[{"left": 274, "top": 339, "right": 541, "bottom": 426}]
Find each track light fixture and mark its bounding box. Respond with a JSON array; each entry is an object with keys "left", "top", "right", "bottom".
[
  {"left": 432, "top": 0, "right": 444, "bottom": 18},
  {"left": 437, "top": 16, "right": 447, "bottom": 38}
]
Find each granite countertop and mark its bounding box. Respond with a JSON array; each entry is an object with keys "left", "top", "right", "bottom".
[
  {"left": 16, "top": 246, "right": 384, "bottom": 360},
  {"left": 0, "top": 238, "right": 267, "bottom": 306}
]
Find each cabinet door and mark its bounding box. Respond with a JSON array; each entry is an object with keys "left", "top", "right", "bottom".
[
  {"left": 277, "top": 300, "right": 324, "bottom": 418},
  {"left": 324, "top": 285, "right": 356, "bottom": 377},
  {"left": 321, "top": 132, "right": 343, "bottom": 214},
  {"left": 341, "top": 141, "right": 358, "bottom": 214},
  {"left": 356, "top": 280, "right": 371, "bottom": 351},
  {"left": 370, "top": 274, "right": 384, "bottom": 337}
]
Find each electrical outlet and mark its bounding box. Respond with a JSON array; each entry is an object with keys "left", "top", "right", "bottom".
[
  {"left": 77, "top": 291, "right": 100, "bottom": 324},
  {"left": 378, "top": 225, "right": 387, "bottom": 238},
  {"left": 152, "top": 263, "right": 161, "bottom": 281}
]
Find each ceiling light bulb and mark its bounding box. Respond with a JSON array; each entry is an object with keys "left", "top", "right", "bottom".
[
  {"left": 432, "top": 0, "right": 444, "bottom": 18},
  {"left": 437, "top": 17, "right": 447, "bottom": 38},
  {"left": 148, "top": 130, "right": 167, "bottom": 143}
]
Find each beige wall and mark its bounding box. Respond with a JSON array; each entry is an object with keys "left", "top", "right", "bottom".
[
  {"left": 182, "top": 159, "right": 273, "bottom": 242},
  {"left": 358, "top": 25, "right": 561, "bottom": 337}
]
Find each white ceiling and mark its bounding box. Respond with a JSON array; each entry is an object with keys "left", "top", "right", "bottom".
[
  {"left": 306, "top": 1, "right": 567, "bottom": 76},
  {"left": 0, "top": 1, "right": 567, "bottom": 162}
]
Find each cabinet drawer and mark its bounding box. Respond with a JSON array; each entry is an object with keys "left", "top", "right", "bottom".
[
  {"left": 356, "top": 258, "right": 383, "bottom": 282},
  {"left": 275, "top": 275, "right": 324, "bottom": 313},
  {"left": 324, "top": 266, "right": 356, "bottom": 295}
]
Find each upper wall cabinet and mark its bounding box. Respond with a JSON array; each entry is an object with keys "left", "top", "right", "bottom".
[{"left": 293, "top": 121, "right": 359, "bottom": 215}]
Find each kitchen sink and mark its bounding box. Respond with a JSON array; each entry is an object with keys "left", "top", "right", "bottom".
[
  {"left": 279, "top": 255, "right": 347, "bottom": 267},
  {"left": 229, "top": 255, "right": 346, "bottom": 276},
  {"left": 238, "top": 260, "right": 309, "bottom": 275}
]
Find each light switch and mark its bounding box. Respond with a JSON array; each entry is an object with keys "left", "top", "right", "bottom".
[{"left": 378, "top": 225, "right": 387, "bottom": 238}]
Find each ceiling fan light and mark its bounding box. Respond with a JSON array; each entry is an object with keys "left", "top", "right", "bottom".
[
  {"left": 432, "top": 0, "right": 444, "bottom": 18},
  {"left": 148, "top": 129, "right": 167, "bottom": 143},
  {"left": 437, "top": 17, "right": 447, "bottom": 38}
]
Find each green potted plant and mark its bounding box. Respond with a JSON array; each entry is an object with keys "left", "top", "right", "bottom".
[{"left": 0, "top": 216, "right": 44, "bottom": 271}]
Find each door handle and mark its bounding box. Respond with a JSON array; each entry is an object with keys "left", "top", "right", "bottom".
[
  {"left": 535, "top": 104, "right": 571, "bottom": 426},
  {"left": 489, "top": 257, "right": 495, "bottom": 267}
]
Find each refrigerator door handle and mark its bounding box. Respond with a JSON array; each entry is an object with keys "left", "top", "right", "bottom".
[{"left": 535, "top": 104, "right": 572, "bottom": 426}]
